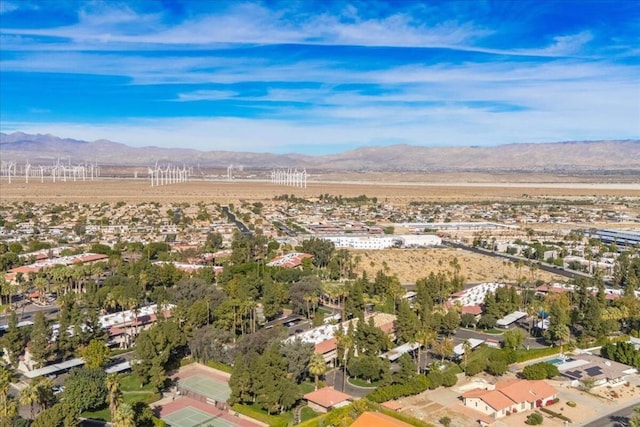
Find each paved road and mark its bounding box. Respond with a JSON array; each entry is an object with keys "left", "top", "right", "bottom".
[
  {"left": 0, "top": 303, "right": 59, "bottom": 326},
  {"left": 443, "top": 239, "right": 592, "bottom": 280},
  {"left": 221, "top": 206, "right": 252, "bottom": 236},
  {"left": 582, "top": 401, "right": 639, "bottom": 427},
  {"left": 325, "top": 368, "right": 373, "bottom": 398}
]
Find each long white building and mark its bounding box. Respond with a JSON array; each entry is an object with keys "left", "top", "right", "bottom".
[{"left": 318, "top": 234, "right": 441, "bottom": 250}]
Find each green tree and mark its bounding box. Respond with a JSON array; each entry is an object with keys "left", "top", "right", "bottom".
[
  {"left": 63, "top": 367, "right": 107, "bottom": 415},
  {"left": 486, "top": 352, "right": 509, "bottom": 376},
  {"left": 629, "top": 405, "right": 640, "bottom": 427},
  {"left": 395, "top": 300, "right": 419, "bottom": 344},
  {"left": 308, "top": 353, "right": 327, "bottom": 391},
  {"left": 522, "top": 362, "right": 559, "bottom": 380},
  {"left": 462, "top": 340, "right": 472, "bottom": 376},
  {"left": 441, "top": 310, "right": 459, "bottom": 336},
  {"left": 29, "top": 311, "right": 51, "bottom": 368},
  {"left": 300, "top": 237, "right": 335, "bottom": 268},
  {"left": 477, "top": 314, "right": 497, "bottom": 330},
  {"left": 31, "top": 404, "right": 74, "bottom": 427},
  {"left": 502, "top": 329, "right": 526, "bottom": 350},
  {"left": 460, "top": 313, "right": 477, "bottom": 328},
  {"left": 432, "top": 338, "right": 454, "bottom": 362},
  {"left": 280, "top": 339, "right": 314, "bottom": 384},
  {"left": 394, "top": 353, "right": 417, "bottom": 384},
  {"left": 80, "top": 339, "right": 110, "bottom": 369},
  {"left": 19, "top": 382, "right": 39, "bottom": 419},
  {"left": 113, "top": 402, "right": 135, "bottom": 427},
  {"left": 1, "top": 311, "right": 25, "bottom": 367},
  {"left": 105, "top": 373, "right": 122, "bottom": 421},
  {"left": 0, "top": 366, "right": 18, "bottom": 419},
  {"left": 546, "top": 323, "right": 570, "bottom": 354}
]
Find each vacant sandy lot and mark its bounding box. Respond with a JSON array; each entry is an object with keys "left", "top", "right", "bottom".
[
  {"left": 353, "top": 248, "right": 563, "bottom": 284},
  {"left": 1, "top": 177, "right": 639, "bottom": 205}
]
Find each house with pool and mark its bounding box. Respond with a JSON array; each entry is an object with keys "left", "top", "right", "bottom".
[{"left": 551, "top": 353, "right": 637, "bottom": 388}]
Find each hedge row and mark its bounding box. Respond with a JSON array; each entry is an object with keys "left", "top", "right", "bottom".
[
  {"left": 231, "top": 404, "right": 289, "bottom": 427},
  {"left": 514, "top": 346, "right": 562, "bottom": 362},
  {"left": 540, "top": 407, "right": 572, "bottom": 422},
  {"left": 367, "top": 375, "right": 430, "bottom": 403}
]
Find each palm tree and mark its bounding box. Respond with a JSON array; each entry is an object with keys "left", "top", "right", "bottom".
[
  {"left": 113, "top": 401, "right": 135, "bottom": 427},
  {"left": 554, "top": 324, "right": 570, "bottom": 355},
  {"left": 462, "top": 340, "right": 472, "bottom": 377},
  {"left": 308, "top": 353, "right": 327, "bottom": 391},
  {"left": 19, "top": 383, "right": 39, "bottom": 418},
  {"left": 105, "top": 373, "right": 122, "bottom": 420},
  {"left": 335, "top": 326, "right": 354, "bottom": 392},
  {"left": 34, "top": 377, "right": 55, "bottom": 411},
  {"left": 0, "top": 366, "right": 16, "bottom": 418},
  {"left": 33, "top": 276, "right": 49, "bottom": 304},
  {"left": 415, "top": 329, "right": 436, "bottom": 374},
  {"left": 0, "top": 275, "right": 10, "bottom": 307}
]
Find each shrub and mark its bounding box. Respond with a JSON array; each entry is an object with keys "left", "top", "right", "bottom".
[
  {"left": 540, "top": 407, "right": 572, "bottom": 422},
  {"left": 522, "top": 362, "right": 560, "bottom": 380},
  {"left": 465, "top": 359, "right": 485, "bottom": 376},
  {"left": 367, "top": 375, "right": 429, "bottom": 403},
  {"left": 438, "top": 416, "right": 451, "bottom": 426},
  {"left": 525, "top": 412, "right": 544, "bottom": 425}
]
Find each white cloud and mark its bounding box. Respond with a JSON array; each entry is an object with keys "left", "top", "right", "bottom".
[
  {"left": 0, "top": 2, "right": 488, "bottom": 50},
  {"left": 0, "top": 1, "right": 18, "bottom": 14}
]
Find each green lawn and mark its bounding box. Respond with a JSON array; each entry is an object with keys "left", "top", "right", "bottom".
[
  {"left": 119, "top": 373, "right": 156, "bottom": 392},
  {"left": 300, "top": 406, "right": 320, "bottom": 422},
  {"left": 82, "top": 374, "right": 159, "bottom": 422},
  {"left": 298, "top": 381, "right": 316, "bottom": 394}
]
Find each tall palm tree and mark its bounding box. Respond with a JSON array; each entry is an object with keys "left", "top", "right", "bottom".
[
  {"left": 0, "top": 367, "right": 15, "bottom": 418},
  {"left": 113, "top": 401, "right": 135, "bottom": 427},
  {"left": 33, "top": 276, "right": 49, "bottom": 304},
  {"left": 308, "top": 353, "right": 327, "bottom": 391},
  {"left": 462, "top": 340, "right": 472, "bottom": 377},
  {"left": 33, "top": 377, "right": 55, "bottom": 411},
  {"left": 0, "top": 275, "right": 10, "bottom": 307},
  {"left": 19, "top": 383, "right": 39, "bottom": 419},
  {"left": 335, "top": 326, "right": 354, "bottom": 392},
  {"left": 415, "top": 329, "right": 436, "bottom": 374},
  {"left": 105, "top": 373, "right": 122, "bottom": 421},
  {"left": 554, "top": 324, "right": 571, "bottom": 355}
]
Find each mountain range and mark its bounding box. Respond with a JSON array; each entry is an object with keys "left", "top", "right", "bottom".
[{"left": 1, "top": 132, "right": 639, "bottom": 172}]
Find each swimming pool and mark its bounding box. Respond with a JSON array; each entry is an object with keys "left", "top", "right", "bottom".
[{"left": 547, "top": 357, "right": 573, "bottom": 366}]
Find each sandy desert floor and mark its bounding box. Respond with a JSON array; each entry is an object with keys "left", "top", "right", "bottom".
[
  {"left": 354, "top": 248, "right": 563, "bottom": 284},
  {"left": 1, "top": 177, "right": 639, "bottom": 204}
]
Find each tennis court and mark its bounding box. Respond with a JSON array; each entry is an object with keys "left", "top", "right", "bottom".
[
  {"left": 179, "top": 374, "right": 231, "bottom": 403},
  {"left": 162, "top": 406, "right": 237, "bottom": 427}
]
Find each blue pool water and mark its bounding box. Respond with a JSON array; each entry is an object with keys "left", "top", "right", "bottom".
[{"left": 547, "top": 357, "right": 573, "bottom": 366}]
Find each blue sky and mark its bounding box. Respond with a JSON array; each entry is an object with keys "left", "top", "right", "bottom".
[{"left": 0, "top": 0, "right": 638, "bottom": 154}]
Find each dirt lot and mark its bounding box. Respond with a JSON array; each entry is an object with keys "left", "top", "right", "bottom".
[
  {"left": 353, "top": 248, "right": 563, "bottom": 284},
  {"left": 1, "top": 177, "right": 639, "bottom": 205}
]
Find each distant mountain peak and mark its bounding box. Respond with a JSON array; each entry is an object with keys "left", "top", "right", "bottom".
[{"left": 1, "top": 132, "right": 638, "bottom": 172}]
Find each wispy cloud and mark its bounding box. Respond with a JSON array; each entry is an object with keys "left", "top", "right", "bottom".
[{"left": 0, "top": 1, "right": 638, "bottom": 152}]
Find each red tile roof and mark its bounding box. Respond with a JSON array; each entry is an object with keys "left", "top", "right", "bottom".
[
  {"left": 351, "top": 412, "right": 411, "bottom": 427},
  {"left": 314, "top": 338, "right": 337, "bottom": 355},
  {"left": 303, "top": 387, "right": 351, "bottom": 409},
  {"left": 463, "top": 380, "right": 557, "bottom": 412},
  {"left": 462, "top": 305, "right": 483, "bottom": 315}
]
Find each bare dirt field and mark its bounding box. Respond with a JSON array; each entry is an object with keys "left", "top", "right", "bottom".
[
  {"left": 353, "top": 248, "right": 563, "bottom": 284},
  {"left": 1, "top": 176, "right": 639, "bottom": 204}
]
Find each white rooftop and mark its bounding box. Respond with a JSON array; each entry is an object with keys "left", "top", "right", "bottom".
[
  {"left": 496, "top": 311, "right": 527, "bottom": 327},
  {"left": 453, "top": 338, "right": 485, "bottom": 356}
]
